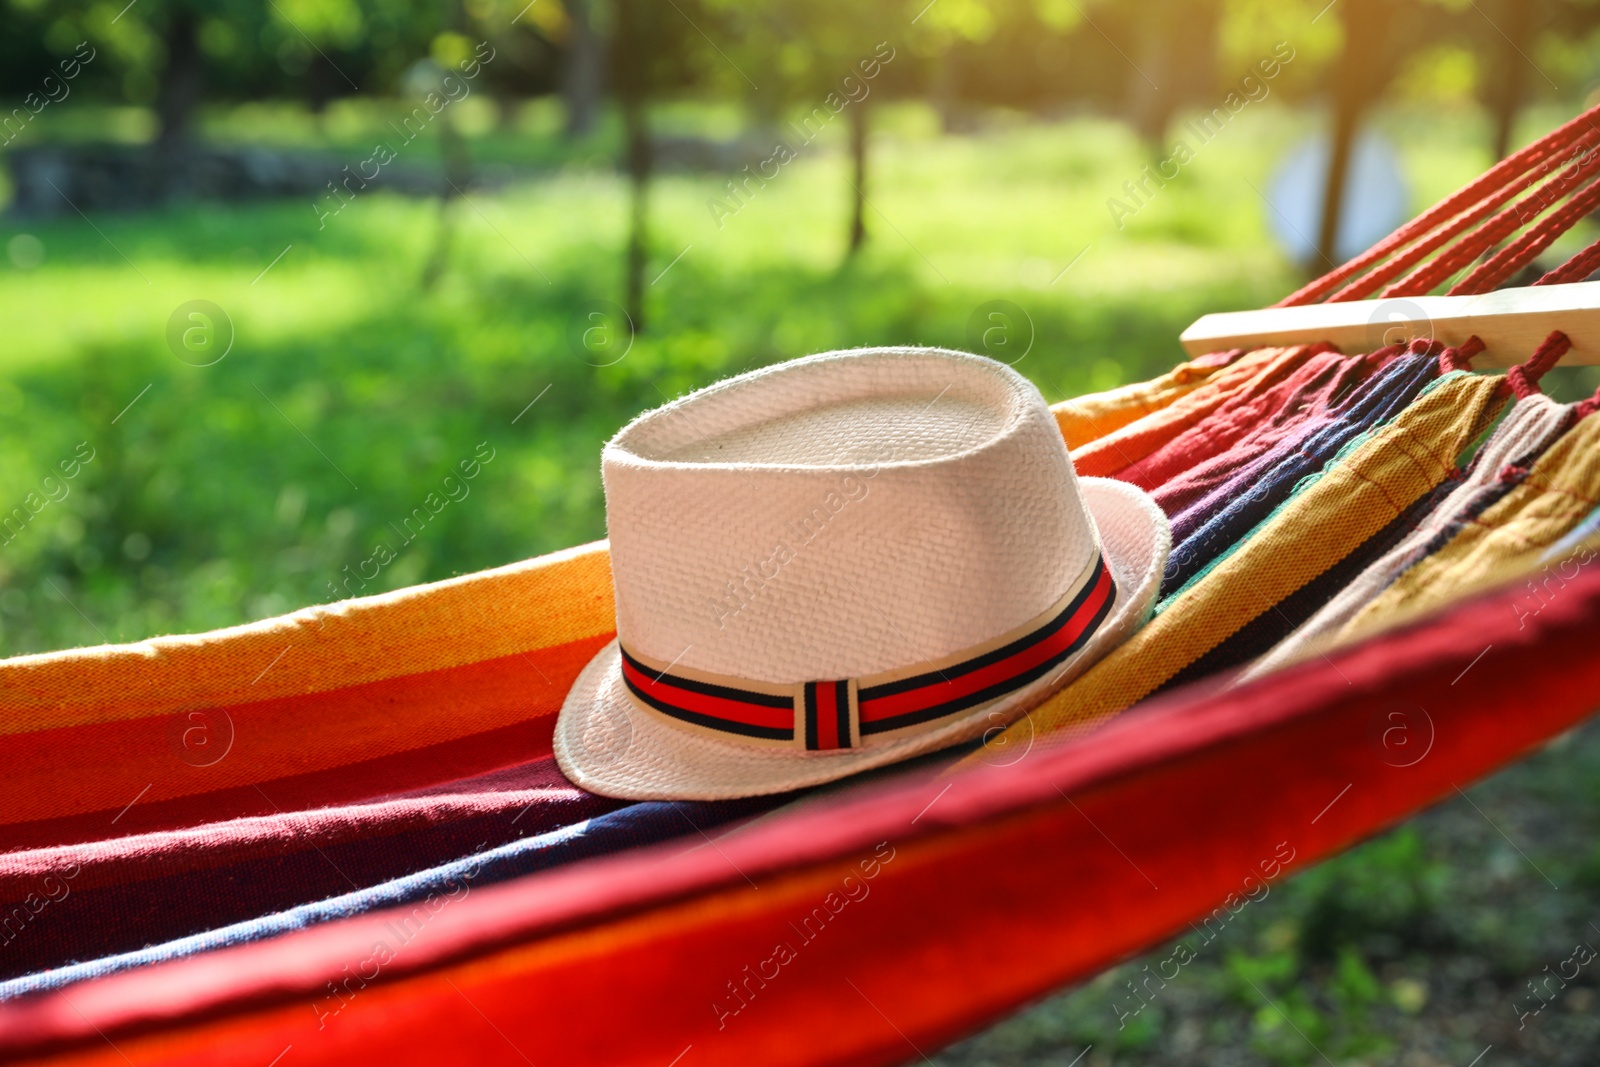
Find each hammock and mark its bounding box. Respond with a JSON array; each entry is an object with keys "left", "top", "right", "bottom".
[{"left": 4, "top": 106, "right": 1600, "bottom": 1064}]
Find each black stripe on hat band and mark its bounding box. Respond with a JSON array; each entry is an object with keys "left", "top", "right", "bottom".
[
  {"left": 859, "top": 555, "right": 1109, "bottom": 703},
  {"left": 618, "top": 552, "right": 1113, "bottom": 746},
  {"left": 618, "top": 647, "right": 792, "bottom": 708},
  {"left": 620, "top": 670, "right": 794, "bottom": 741},
  {"left": 835, "top": 680, "right": 851, "bottom": 749},
  {"left": 803, "top": 682, "right": 818, "bottom": 750},
  {"left": 857, "top": 582, "right": 1116, "bottom": 736},
  {"left": 802, "top": 679, "right": 854, "bottom": 752}
]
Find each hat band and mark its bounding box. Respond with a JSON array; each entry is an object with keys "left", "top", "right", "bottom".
[{"left": 618, "top": 553, "right": 1116, "bottom": 753}]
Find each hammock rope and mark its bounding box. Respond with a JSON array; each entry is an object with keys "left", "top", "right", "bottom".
[
  {"left": 1327, "top": 125, "right": 1600, "bottom": 302},
  {"left": 1275, "top": 103, "right": 1600, "bottom": 305},
  {"left": 1437, "top": 331, "right": 1565, "bottom": 397},
  {"left": 1504, "top": 330, "right": 1572, "bottom": 398},
  {"left": 1535, "top": 234, "right": 1600, "bottom": 285},
  {"left": 1390, "top": 144, "right": 1600, "bottom": 297},
  {"left": 1436, "top": 334, "right": 1485, "bottom": 374},
  {"left": 1450, "top": 168, "right": 1600, "bottom": 294}
]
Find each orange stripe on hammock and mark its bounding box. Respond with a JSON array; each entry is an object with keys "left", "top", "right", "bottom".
[{"left": 0, "top": 542, "right": 614, "bottom": 736}]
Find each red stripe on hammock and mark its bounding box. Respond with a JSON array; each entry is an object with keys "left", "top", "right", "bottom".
[
  {"left": 0, "top": 760, "right": 584, "bottom": 894},
  {"left": 1, "top": 719, "right": 565, "bottom": 853},
  {"left": 0, "top": 633, "right": 609, "bottom": 851}
]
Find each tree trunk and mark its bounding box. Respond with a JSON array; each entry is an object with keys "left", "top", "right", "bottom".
[
  {"left": 622, "top": 96, "right": 651, "bottom": 330},
  {"left": 1125, "top": 4, "right": 1170, "bottom": 155},
  {"left": 1316, "top": 97, "right": 1361, "bottom": 271},
  {"left": 1315, "top": 0, "right": 1392, "bottom": 271},
  {"left": 563, "top": 0, "right": 604, "bottom": 138},
  {"left": 496, "top": 93, "right": 522, "bottom": 133},
  {"left": 155, "top": 10, "right": 203, "bottom": 150},
  {"left": 931, "top": 48, "right": 962, "bottom": 134},
  {"left": 613, "top": 0, "right": 652, "bottom": 328},
  {"left": 308, "top": 54, "right": 338, "bottom": 125},
  {"left": 1487, "top": 0, "right": 1536, "bottom": 161},
  {"left": 153, "top": 9, "right": 203, "bottom": 198},
  {"left": 847, "top": 101, "right": 868, "bottom": 256},
  {"left": 421, "top": 115, "right": 473, "bottom": 290},
  {"left": 1128, "top": 0, "right": 1220, "bottom": 158}
]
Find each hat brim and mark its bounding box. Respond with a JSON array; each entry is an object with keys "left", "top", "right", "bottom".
[{"left": 554, "top": 477, "right": 1170, "bottom": 801}]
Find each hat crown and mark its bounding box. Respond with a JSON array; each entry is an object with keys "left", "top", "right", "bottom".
[{"left": 602, "top": 347, "right": 1099, "bottom": 685}]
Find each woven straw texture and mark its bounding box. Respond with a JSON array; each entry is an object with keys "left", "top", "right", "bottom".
[{"left": 556, "top": 347, "right": 1170, "bottom": 799}]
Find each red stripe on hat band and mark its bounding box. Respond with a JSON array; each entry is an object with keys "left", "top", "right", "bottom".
[
  {"left": 618, "top": 655, "right": 794, "bottom": 731},
  {"left": 815, "top": 682, "right": 841, "bottom": 750},
  {"left": 619, "top": 555, "right": 1114, "bottom": 748},
  {"left": 859, "top": 565, "right": 1114, "bottom": 724}
]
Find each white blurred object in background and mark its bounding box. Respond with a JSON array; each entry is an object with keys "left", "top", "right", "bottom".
[{"left": 1267, "top": 127, "right": 1408, "bottom": 265}]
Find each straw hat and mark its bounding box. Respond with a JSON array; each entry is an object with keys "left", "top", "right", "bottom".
[{"left": 554, "top": 347, "right": 1170, "bottom": 800}]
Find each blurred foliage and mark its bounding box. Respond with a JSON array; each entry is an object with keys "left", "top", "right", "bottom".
[
  {"left": 1293, "top": 828, "right": 1454, "bottom": 963},
  {"left": 0, "top": 102, "right": 1338, "bottom": 651},
  {"left": 3, "top": 78, "right": 1598, "bottom": 652},
  {"left": 6, "top": 0, "right": 1600, "bottom": 132}
]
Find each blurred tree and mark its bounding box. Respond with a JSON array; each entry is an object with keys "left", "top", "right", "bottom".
[
  {"left": 612, "top": 0, "right": 652, "bottom": 329},
  {"left": 1004, "top": 0, "right": 1135, "bottom": 121},
  {"left": 458, "top": 0, "right": 565, "bottom": 131},
  {"left": 154, "top": 5, "right": 204, "bottom": 150},
  {"left": 415, "top": 30, "right": 475, "bottom": 289},
  {"left": 1486, "top": 0, "right": 1600, "bottom": 159},
  {"left": 847, "top": 86, "right": 867, "bottom": 253},
  {"left": 801, "top": 0, "right": 902, "bottom": 256},
  {"left": 610, "top": 0, "right": 706, "bottom": 328},
  {"left": 724, "top": 0, "right": 917, "bottom": 257},
  {"left": 1317, "top": 0, "right": 1392, "bottom": 270},
  {"left": 7, "top": 0, "right": 1600, "bottom": 264},
  {"left": 1314, "top": 0, "right": 1450, "bottom": 270},
  {"left": 910, "top": 0, "right": 997, "bottom": 133},
  {"left": 561, "top": 0, "right": 604, "bottom": 136},
  {"left": 1124, "top": 0, "right": 1222, "bottom": 155},
  {"left": 1478, "top": 0, "right": 1540, "bottom": 162},
  {"left": 0, "top": 0, "right": 490, "bottom": 120}
]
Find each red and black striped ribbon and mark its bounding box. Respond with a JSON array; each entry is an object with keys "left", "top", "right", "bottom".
[
  {"left": 620, "top": 554, "right": 1116, "bottom": 751},
  {"left": 803, "top": 680, "right": 852, "bottom": 751}
]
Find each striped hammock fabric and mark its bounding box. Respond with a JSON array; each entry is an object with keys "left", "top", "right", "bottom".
[
  {"left": 0, "top": 486, "right": 1596, "bottom": 1065},
  {"left": 0, "top": 542, "right": 615, "bottom": 850}
]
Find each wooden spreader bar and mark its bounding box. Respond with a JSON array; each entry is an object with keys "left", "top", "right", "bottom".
[{"left": 1180, "top": 281, "right": 1600, "bottom": 367}]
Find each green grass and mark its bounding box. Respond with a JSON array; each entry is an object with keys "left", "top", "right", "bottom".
[{"left": 0, "top": 98, "right": 1585, "bottom": 653}]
